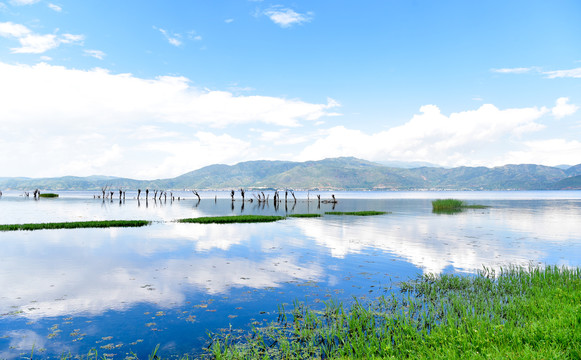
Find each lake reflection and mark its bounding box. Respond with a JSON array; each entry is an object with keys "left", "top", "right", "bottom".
[{"left": 1, "top": 192, "right": 580, "bottom": 358}]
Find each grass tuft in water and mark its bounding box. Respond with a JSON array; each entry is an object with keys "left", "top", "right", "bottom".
[
  {"left": 432, "top": 198, "right": 488, "bottom": 212},
  {"left": 287, "top": 213, "right": 322, "bottom": 218},
  {"left": 177, "top": 215, "right": 285, "bottom": 224},
  {"left": 206, "top": 265, "right": 581, "bottom": 359},
  {"left": 325, "top": 211, "right": 388, "bottom": 216},
  {"left": 0, "top": 220, "right": 151, "bottom": 231},
  {"left": 39, "top": 193, "right": 59, "bottom": 198}
]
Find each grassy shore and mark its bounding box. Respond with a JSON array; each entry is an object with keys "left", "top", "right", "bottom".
[
  {"left": 325, "top": 211, "right": 388, "bottom": 216},
  {"left": 0, "top": 220, "right": 151, "bottom": 231},
  {"left": 206, "top": 265, "right": 581, "bottom": 359}
]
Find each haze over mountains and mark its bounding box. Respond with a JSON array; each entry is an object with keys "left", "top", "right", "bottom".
[{"left": 1, "top": 157, "right": 580, "bottom": 191}]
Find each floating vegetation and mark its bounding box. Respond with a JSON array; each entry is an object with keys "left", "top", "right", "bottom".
[
  {"left": 432, "top": 198, "right": 489, "bottom": 212},
  {"left": 38, "top": 193, "right": 59, "bottom": 198},
  {"left": 0, "top": 220, "right": 151, "bottom": 231},
  {"left": 325, "top": 211, "right": 388, "bottom": 216},
  {"left": 287, "top": 213, "right": 322, "bottom": 218},
  {"left": 177, "top": 215, "right": 285, "bottom": 224},
  {"left": 206, "top": 265, "right": 581, "bottom": 359}
]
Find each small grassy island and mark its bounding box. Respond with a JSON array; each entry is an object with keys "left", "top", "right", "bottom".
[
  {"left": 177, "top": 215, "right": 286, "bottom": 224},
  {"left": 325, "top": 211, "right": 388, "bottom": 216},
  {"left": 206, "top": 265, "right": 581, "bottom": 359},
  {"left": 432, "top": 198, "right": 488, "bottom": 212},
  {"left": 38, "top": 193, "right": 59, "bottom": 198},
  {"left": 0, "top": 220, "right": 151, "bottom": 231}
]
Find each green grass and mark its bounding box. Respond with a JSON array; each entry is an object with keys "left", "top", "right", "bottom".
[
  {"left": 287, "top": 213, "right": 322, "bottom": 218},
  {"left": 177, "top": 215, "right": 285, "bottom": 224},
  {"left": 38, "top": 193, "right": 59, "bottom": 198},
  {"left": 432, "top": 198, "right": 488, "bottom": 212},
  {"left": 0, "top": 220, "right": 151, "bottom": 231},
  {"left": 206, "top": 265, "right": 581, "bottom": 359},
  {"left": 325, "top": 211, "right": 388, "bottom": 216}
]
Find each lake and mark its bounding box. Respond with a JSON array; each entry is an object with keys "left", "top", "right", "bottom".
[{"left": 1, "top": 190, "right": 580, "bottom": 359}]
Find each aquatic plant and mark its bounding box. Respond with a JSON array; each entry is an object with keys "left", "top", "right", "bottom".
[
  {"left": 206, "top": 265, "right": 581, "bottom": 359},
  {"left": 432, "top": 198, "right": 488, "bottom": 212},
  {"left": 287, "top": 213, "right": 322, "bottom": 218},
  {"left": 39, "top": 193, "right": 59, "bottom": 198},
  {"left": 0, "top": 220, "right": 151, "bottom": 231},
  {"left": 177, "top": 215, "right": 285, "bottom": 224},
  {"left": 324, "top": 211, "right": 388, "bottom": 216}
]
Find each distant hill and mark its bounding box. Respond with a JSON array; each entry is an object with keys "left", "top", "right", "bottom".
[{"left": 1, "top": 157, "right": 580, "bottom": 191}]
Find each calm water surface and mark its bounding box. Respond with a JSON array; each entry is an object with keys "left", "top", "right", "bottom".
[{"left": 1, "top": 191, "right": 580, "bottom": 359}]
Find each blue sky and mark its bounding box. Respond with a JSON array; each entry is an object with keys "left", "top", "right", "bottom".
[{"left": 0, "top": 0, "right": 580, "bottom": 179}]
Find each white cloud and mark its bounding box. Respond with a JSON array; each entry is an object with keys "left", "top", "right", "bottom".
[
  {"left": 9, "top": 0, "right": 39, "bottom": 4},
  {"left": 0, "top": 21, "right": 30, "bottom": 37},
  {"left": 264, "top": 6, "right": 313, "bottom": 28},
  {"left": 48, "top": 3, "right": 61, "bottom": 11},
  {"left": 491, "top": 67, "right": 536, "bottom": 74},
  {"left": 84, "top": 49, "right": 105, "bottom": 59},
  {"left": 544, "top": 67, "right": 581, "bottom": 79},
  {"left": 552, "top": 97, "right": 579, "bottom": 119},
  {"left": 296, "top": 103, "right": 550, "bottom": 167},
  {"left": 225, "top": 18, "right": 234, "bottom": 23},
  {"left": 0, "top": 61, "right": 338, "bottom": 178},
  {"left": 503, "top": 139, "right": 581, "bottom": 166},
  {"left": 156, "top": 27, "right": 182, "bottom": 46},
  {"left": 0, "top": 21, "right": 83, "bottom": 53}
]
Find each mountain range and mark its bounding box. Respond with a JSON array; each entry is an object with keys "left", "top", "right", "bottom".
[{"left": 1, "top": 157, "right": 580, "bottom": 191}]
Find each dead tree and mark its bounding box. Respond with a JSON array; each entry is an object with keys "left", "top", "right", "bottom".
[
  {"left": 290, "top": 190, "right": 297, "bottom": 203},
  {"left": 240, "top": 189, "right": 245, "bottom": 202},
  {"left": 137, "top": 189, "right": 141, "bottom": 200},
  {"left": 192, "top": 190, "right": 201, "bottom": 201},
  {"left": 101, "top": 185, "right": 108, "bottom": 199},
  {"left": 230, "top": 190, "right": 235, "bottom": 202},
  {"left": 145, "top": 189, "right": 149, "bottom": 199},
  {"left": 153, "top": 190, "right": 158, "bottom": 199}
]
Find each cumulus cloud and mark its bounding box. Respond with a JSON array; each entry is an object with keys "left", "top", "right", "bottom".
[
  {"left": 503, "top": 139, "right": 581, "bottom": 166},
  {"left": 0, "top": 21, "right": 83, "bottom": 53},
  {"left": 296, "top": 103, "right": 549, "bottom": 167},
  {"left": 552, "top": 97, "right": 579, "bottom": 119},
  {"left": 264, "top": 6, "right": 313, "bottom": 27},
  {"left": 0, "top": 61, "right": 339, "bottom": 178}
]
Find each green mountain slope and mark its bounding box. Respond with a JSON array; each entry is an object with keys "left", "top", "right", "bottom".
[{"left": 1, "top": 157, "right": 580, "bottom": 191}]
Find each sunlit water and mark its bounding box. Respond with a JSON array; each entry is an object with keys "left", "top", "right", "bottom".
[{"left": 1, "top": 191, "right": 580, "bottom": 359}]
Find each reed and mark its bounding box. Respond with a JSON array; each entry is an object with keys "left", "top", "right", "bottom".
[
  {"left": 0, "top": 220, "right": 151, "bottom": 231},
  {"left": 325, "top": 211, "right": 388, "bottom": 216},
  {"left": 38, "top": 193, "right": 59, "bottom": 198},
  {"left": 432, "top": 198, "right": 488, "bottom": 211}
]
